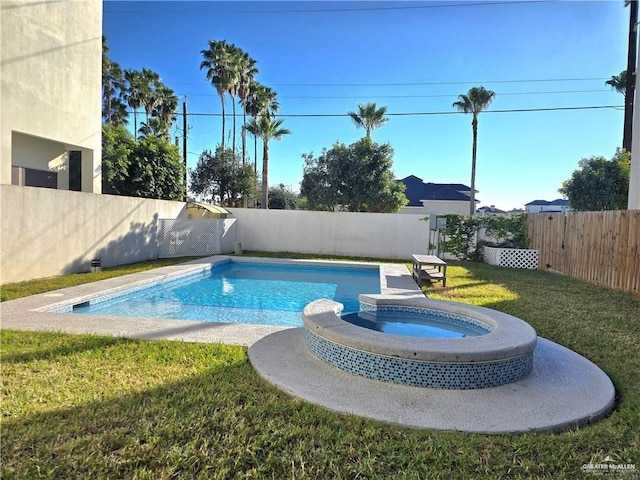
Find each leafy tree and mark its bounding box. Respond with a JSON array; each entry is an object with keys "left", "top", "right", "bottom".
[
  {"left": 189, "top": 147, "right": 258, "bottom": 206},
  {"left": 125, "top": 135, "right": 184, "bottom": 200},
  {"left": 606, "top": 70, "right": 627, "bottom": 97},
  {"left": 453, "top": 86, "right": 496, "bottom": 216},
  {"left": 347, "top": 102, "right": 388, "bottom": 138},
  {"left": 102, "top": 128, "right": 184, "bottom": 200},
  {"left": 268, "top": 184, "right": 300, "bottom": 209},
  {"left": 245, "top": 116, "right": 291, "bottom": 209},
  {"left": 102, "top": 124, "right": 135, "bottom": 195},
  {"left": 559, "top": 149, "right": 630, "bottom": 211},
  {"left": 300, "top": 137, "right": 407, "bottom": 212}
]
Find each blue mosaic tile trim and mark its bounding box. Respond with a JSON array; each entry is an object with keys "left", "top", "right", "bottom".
[
  {"left": 50, "top": 267, "right": 213, "bottom": 313},
  {"left": 304, "top": 329, "right": 533, "bottom": 390},
  {"left": 359, "top": 302, "right": 493, "bottom": 333},
  {"left": 235, "top": 262, "right": 377, "bottom": 274}
]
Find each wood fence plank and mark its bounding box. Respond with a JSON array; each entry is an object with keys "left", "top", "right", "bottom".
[{"left": 526, "top": 210, "right": 640, "bottom": 295}]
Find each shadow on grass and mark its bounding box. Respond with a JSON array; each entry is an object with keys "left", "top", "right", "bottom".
[
  {"left": 431, "top": 261, "right": 640, "bottom": 402},
  {"left": 2, "top": 325, "right": 640, "bottom": 479},
  {"left": 0, "top": 333, "right": 126, "bottom": 364},
  {"left": 2, "top": 355, "right": 445, "bottom": 479}
]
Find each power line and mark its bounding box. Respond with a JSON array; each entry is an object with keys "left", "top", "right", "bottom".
[
  {"left": 266, "top": 78, "right": 611, "bottom": 87},
  {"left": 182, "top": 89, "right": 612, "bottom": 100},
  {"left": 105, "top": 1, "right": 552, "bottom": 16},
  {"left": 160, "top": 105, "right": 622, "bottom": 118},
  {"left": 168, "top": 77, "right": 610, "bottom": 88}
]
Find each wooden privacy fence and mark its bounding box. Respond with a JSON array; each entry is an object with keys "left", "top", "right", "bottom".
[{"left": 526, "top": 211, "right": 640, "bottom": 295}]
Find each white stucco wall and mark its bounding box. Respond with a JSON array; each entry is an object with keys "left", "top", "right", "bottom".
[
  {"left": 399, "top": 200, "right": 470, "bottom": 216},
  {"left": 0, "top": 185, "right": 186, "bottom": 283},
  {"left": 420, "top": 200, "right": 470, "bottom": 215},
  {"left": 1, "top": 0, "right": 102, "bottom": 192},
  {"left": 227, "top": 208, "right": 429, "bottom": 260}
]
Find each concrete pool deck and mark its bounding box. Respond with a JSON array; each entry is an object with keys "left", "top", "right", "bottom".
[
  {"left": 0, "top": 256, "right": 417, "bottom": 346},
  {"left": 1, "top": 256, "right": 615, "bottom": 434}
]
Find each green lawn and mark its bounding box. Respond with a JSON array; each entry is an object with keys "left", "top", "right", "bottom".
[{"left": 1, "top": 256, "right": 639, "bottom": 479}]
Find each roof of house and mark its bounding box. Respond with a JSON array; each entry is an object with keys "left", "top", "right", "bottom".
[
  {"left": 477, "top": 205, "right": 506, "bottom": 214},
  {"left": 399, "top": 175, "right": 474, "bottom": 206},
  {"left": 525, "top": 199, "right": 570, "bottom": 206}
]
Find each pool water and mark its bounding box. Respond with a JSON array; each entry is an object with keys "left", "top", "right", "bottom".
[
  {"left": 70, "top": 262, "right": 380, "bottom": 327},
  {"left": 341, "top": 310, "right": 490, "bottom": 338}
]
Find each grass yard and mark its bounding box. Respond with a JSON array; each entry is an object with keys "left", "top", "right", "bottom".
[{"left": 1, "top": 256, "right": 639, "bottom": 479}]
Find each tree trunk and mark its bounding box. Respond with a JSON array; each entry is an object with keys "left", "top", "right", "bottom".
[
  {"left": 261, "top": 141, "right": 269, "bottom": 209},
  {"left": 241, "top": 110, "right": 247, "bottom": 165},
  {"left": 254, "top": 136, "right": 258, "bottom": 174},
  {"left": 470, "top": 116, "right": 478, "bottom": 216},
  {"left": 220, "top": 95, "right": 226, "bottom": 151},
  {"left": 231, "top": 96, "right": 237, "bottom": 158},
  {"left": 133, "top": 110, "right": 138, "bottom": 139}
]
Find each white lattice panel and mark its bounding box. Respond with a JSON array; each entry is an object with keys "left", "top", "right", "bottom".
[
  {"left": 484, "top": 247, "right": 539, "bottom": 269},
  {"left": 158, "top": 219, "right": 223, "bottom": 257}
]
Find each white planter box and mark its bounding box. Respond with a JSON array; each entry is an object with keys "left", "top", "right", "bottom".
[{"left": 484, "top": 246, "right": 539, "bottom": 270}]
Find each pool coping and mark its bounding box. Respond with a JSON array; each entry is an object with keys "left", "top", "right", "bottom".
[
  {"left": 0, "top": 256, "right": 420, "bottom": 346},
  {"left": 249, "top": 328, "right": 616, "bottom": 434},
  {"left": 303, "top": 296, "right": 538, "bottom": 362}
]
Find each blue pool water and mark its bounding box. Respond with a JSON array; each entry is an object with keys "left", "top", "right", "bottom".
[
  {"left": 341, "top": 310, "right": 490, "bottom": 338},
  {"left": 70, "top": 262, "right": 380, "bottom": 327}
]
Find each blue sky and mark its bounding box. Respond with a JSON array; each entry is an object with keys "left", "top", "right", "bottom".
[{"left": 103, "top": 1, "right": 628, "bottom": 210}]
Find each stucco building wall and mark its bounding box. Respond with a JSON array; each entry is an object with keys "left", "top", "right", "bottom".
[{"left": 1, "top": 0, "right": 103, "bottom": 193}]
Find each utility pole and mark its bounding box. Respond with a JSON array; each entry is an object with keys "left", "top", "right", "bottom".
[
  {"left": 624, "top": 0, "right": 638, "bottom": 152},
  {"left": 183, "top": 98, "right": 188, "bottom": 202}
]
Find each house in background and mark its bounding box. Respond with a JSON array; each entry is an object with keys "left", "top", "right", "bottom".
[
  {"left": 525, "top": 199, "right": 570, "bottom": 214},
  {"left": 398, "top": 175, "right": 476, "bottom": 215},
  {"left": 477, "top": 205, "right": 506, "bottom": 216},
  {"left": 1, "top": 0, "right": 103, "bottom": 193}
]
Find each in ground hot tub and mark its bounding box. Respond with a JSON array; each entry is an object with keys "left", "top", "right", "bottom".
[{"left": 302, "top": 295, "right": 537, "bottom": 390}]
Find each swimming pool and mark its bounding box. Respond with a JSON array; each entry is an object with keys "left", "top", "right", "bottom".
[
  {"left": 60, "top": 260, "right": 381, "bottom": 327},
  {"left": 341, "top": 309, "right": 491, "bottom": 338}
]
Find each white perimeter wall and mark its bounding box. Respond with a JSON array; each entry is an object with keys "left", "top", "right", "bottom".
[
  {"left": 1, "top": 185, "right": 185, "bottom": 283},
  {"left": 227, "top": 208, "right": 429, "bottom": 260},
  {"left": 1, "top": 187, "right": 432, "bottom": 284}
]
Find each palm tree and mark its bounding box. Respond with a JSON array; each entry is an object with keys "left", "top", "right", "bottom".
[
  {"left": 102, "top": 37, "right": 128, "bottom": 126},
  {"left": 236, "top": 51, "right": 259, "bottom": 165},
  {"left": 453, "top": 86, "right": 496, "bottom": 216},
  {"left": 245, "top": 117, "right": 291, "bottom": 209},
  {"left": 102, "top": 59, "right": 124, "bottom": 125},
  {"left": 103, "top": 97, "right": 129, "bottom": 127},
  {"left": 200, "top": 40, "right": 234, "bottom": 150},
  {"left": 123, "top": 69, "right": 143, "bottom": 137},
  {"left": 138, "top": 68, "right": 162, "bottom": 125},
  {"left": 347, "top": 102, "right": 388, "bottom": 138},
  {"left": 138, "top": 117, "right": 169, "bottom": 138},
  {"left": 244, "top": 83, "right": 280, "bottom": 173},
  {"left": 152, "top": 84, "right": 178, "bottom": 136},
  {"left": 606, "top": 70, "right": 627, "bottom": 97}
]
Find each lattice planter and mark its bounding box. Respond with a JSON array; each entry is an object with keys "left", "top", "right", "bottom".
[{"left": 484, "top": 246, "right": 539, "bottom": 270}]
